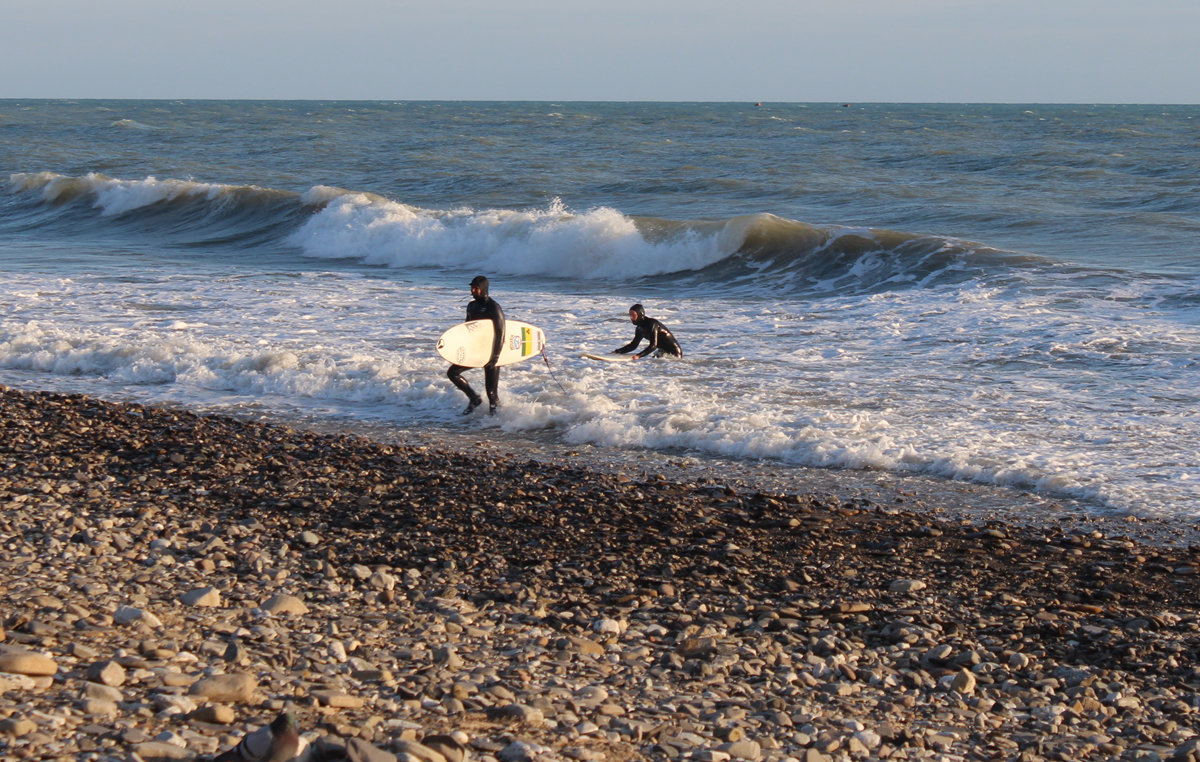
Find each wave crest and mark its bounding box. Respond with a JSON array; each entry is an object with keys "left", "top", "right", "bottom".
[
  {"left": 7, "top": 172, "right": 1043, "bottom": 292},
  {"left": 289, "top": 191, "right": 738, "bottom": 279}
]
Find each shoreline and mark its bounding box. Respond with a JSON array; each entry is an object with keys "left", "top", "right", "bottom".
[{"left": 3, "top": 385, "right": 1200, "bottom": 761}]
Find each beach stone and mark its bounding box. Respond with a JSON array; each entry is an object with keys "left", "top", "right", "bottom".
[
  {"left": 154, "top": 693, "right": 199, "bottom": 715},
  {"left": 950, "top": 669, "right": 977, "bottom": 694},
  {"left": 345, "top": 738, "right": 399, "bottom": 762},
  {"left": 192, "top": 704, "right": 237, "bottom": 724},
  {"left": 313, "top": 690, "right": 364, "bottom": 708},
  {"left": 114, "top": 605, "right": 163, "bottom": 627},
  {"left": 0, "top": 648, "right": 58, "bottom": 676},
  {"left": 568, "top": 635, "right": 606, "bottom": 657},
  {"left": 720, "top": 739, "right": 762, "bottom": 760},
  {"left": 369, "top": 571, "right": 396, "bottom": 590},
  {"left": 87, "top": 659, "right": 126, "bottom": 686},
  {"left": 394, "top": 740, "right": 447, "bottom": 762},
  {"left": 80, "top": 698, "right": 119, "bottom": 716},
  {"left": 181, "top": 586, "right": 222, "bottom": 607},
  {"left": 422, "top": 734, "right": 467, "bottom": 762},
  {"left": 261, "top": 593, "right": 309, "bottom": 615},
  {"left": 499, "top": 741, "right": 540, "bottom": 762},
  {"left": 433, "top": 645, "right": 463, "bottom": 670},
  {"left": 854, "top": 729, "right": 882, "bottom": 749},
  {"left": 490, "top": 703, "right": 545, "bottom": 725},
  {"left": 131, "top": 740, "right": 196, "bottom": 760},
  {"left": 188, "top": 672, "right": 258, "bottom": 703},
  {"left": 83, "top": 681, "right": 123, "bottom": 702},
  {"left": 0, "top": 672, "right": 37, "bottom": 691},
  {"left": 889, "top": 579, "right": 927, "bottom": 594},
  {"left": 0, "top": 717, "right": 38, "bottom": 737}
]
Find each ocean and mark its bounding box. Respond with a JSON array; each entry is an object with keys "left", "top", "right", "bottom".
[{"left": 2, "top": 100, "right": 1198, "bottom": 522}]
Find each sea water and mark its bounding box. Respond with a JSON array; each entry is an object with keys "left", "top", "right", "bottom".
[{"left": 1, "top": 100, "right": 1198, "bottom": 520}]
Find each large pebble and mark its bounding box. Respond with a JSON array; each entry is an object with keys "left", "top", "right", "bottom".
[
  {"left": 187, "top": 673, "right": 259, "bottom": 704},
  {"left": 181, "top": 586, "right": 222, "bottom": 607},
  {"left": 260, "top": 593, "right": 309, "bottom": 615},
  {"left": 114, "top": 605, "right": 163, "bottom": 627},
  {"left": 0, "top": 647, "right": 57, "bottom": 676}
]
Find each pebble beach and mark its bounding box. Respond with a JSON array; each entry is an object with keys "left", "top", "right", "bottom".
[{"left": 3, "top": 384, "right": 1200, "bottom": 762}]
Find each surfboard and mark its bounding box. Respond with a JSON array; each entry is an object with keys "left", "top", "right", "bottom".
[
  {"left": 580, "top": 353, "right": 634, "bottom": 363},
  {"left": 437, "top": 320, "right": 546, "bottom": 368}
]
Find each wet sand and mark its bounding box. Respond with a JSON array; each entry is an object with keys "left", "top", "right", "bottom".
[{"left": 3, "top": 385, "right": 1200, "bottom": 762}]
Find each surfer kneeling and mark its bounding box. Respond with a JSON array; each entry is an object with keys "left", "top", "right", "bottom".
[
  {"left": 613, "top": 303, "right": 682, "bottom": 359},
  {"left": 447, "top": 275, "right": 505, "bottom": 414}
]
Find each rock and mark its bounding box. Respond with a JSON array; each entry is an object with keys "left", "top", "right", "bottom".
[
  {"left": 854, "top": 729, "right": 882, "bottom": 749},
  {"left": 889, "top": 579, "right": 927, "bottom": 594},
  {"left": 192, "top": 704, "right": 237, "bottom": 724},
  {"left": 394, "top": 739, "right": 447, "bottom": 762},
  {"left": 0, "top": 672, "right": 37, "bottom": 691},
  {"left": 720, "top": 739, "right": 763, "bottom": 760},
  {"left": 489, "top": 703, "right": 545, "bottom": 725},
  {"left": 188, "top": 673, "right": 259, "bottom": 704},
  {"left": 312, "top": 690, "right": 364, "bottom": 708},
  {"left": 260, "top": 594, "right": 309, "bottom": 615},
  {"left": 83, "top": 681, "right": 123, "bottom": 702},
  {"left": 0, "top": 647, "right": 57, "bottom": 676},
  {"left": 80, "top": 698, "right": 119, "bottom": 716},
  {"left": 568, "top": 635, "right": 606, "bottom": 657},
  {"left": 368, "top": 571, "right": 396, "bottom": 591},
  {"left": 113, "top": 605, "right": 163, "bottom": 627},
  {"left": 950, "top": 669, "right": 977, "bottom": 694},
  {"left": 131, "top": 740, "right": 196, "bottom": 760},
  {"left": 0, "top": 717, "right": 38, "bottom": 737},
  {"left": 87, "top": 659, "right": 127, "bottom": 686},
  {"left": 422, "top": 734, "right": 467, "bottom": 762},
  {"left": 499, "top": 741, "right": 540, "bottom": 762},
  {"left": 344, "top": 737, "right": 399, "bottom": 762},
  {"left": 181, "top": 586, "right": 222, "bottom": 607}
]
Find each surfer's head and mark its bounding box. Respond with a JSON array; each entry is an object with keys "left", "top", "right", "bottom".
[
  {"left": 629, "top": 303, "right": 645, "bottom": 323},
  {"left": 470, "top": 275, "right": 489, "bottom": 298}
]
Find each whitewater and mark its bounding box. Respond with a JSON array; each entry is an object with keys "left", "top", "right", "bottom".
[{"left": 2, "top": 100, "right": 1198, "bottom": 521}]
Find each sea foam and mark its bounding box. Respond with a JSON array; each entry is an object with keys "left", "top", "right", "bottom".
[{"left": 289, "top": 190, "right": 738, "bottom": 279}]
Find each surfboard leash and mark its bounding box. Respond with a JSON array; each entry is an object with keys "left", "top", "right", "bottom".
[{"left": 540, "top": 347, "right": 569, "bottom": 394}]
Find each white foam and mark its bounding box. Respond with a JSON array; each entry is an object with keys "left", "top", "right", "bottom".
[{"left": 288, "top": 192, "right": 738, "bottom": 279}]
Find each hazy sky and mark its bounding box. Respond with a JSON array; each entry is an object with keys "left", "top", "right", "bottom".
[{"left": 3, "top": 0, "right": 1198, "bottom": 102}]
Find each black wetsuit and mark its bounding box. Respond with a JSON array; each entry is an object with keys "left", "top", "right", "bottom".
[
  {"left": 447, "top": 295, "right": 505, "bottom": 409},
  {"left": 614, "top": 316, "right": 682, "bottom": 358}
]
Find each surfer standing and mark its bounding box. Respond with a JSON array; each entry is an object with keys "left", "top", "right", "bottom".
[
  {"left": 613, "top": 303, "right": 682, "bottom": 359},
  {"left": 447, "top": 275, "right": 505, "bottom": 414}
]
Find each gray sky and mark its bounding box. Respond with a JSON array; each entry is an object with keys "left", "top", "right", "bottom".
[{"left": 3, "top": 0, "right": 1198, "bottom": 102}]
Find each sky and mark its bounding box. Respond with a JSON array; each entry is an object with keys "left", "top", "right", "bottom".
[{"left": 2, "top": 0, "right": 1199, "bottom": 103}]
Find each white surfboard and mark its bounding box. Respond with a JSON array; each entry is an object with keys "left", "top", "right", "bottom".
[
  {"left": 437, "top": 320, "right": 546, "bottom": 368},
  {"left": 580, "top": 353, "right": 634, "bottom": 363}
]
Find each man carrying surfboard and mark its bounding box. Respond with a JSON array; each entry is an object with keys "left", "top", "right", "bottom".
[
  {"left": 613, "top": 303, "right": 682, "bottom": 359},
  {"left": 447, "top": 275, "right": 505, "bottom": 414}
]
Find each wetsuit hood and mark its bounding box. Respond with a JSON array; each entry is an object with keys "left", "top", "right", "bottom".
[{"left": 629, "top": 303, "right": 645, "bottom": 320}]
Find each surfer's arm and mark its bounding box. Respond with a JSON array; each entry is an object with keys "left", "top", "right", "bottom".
[
  {"left": 613, "top": 338, "right": 641, "bottom": 355},
  {"left": 635, "top": 325, "right": 662, "bottom": 358}
]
